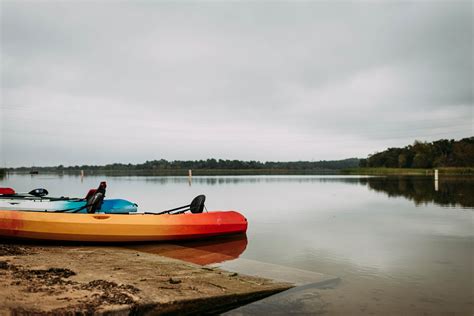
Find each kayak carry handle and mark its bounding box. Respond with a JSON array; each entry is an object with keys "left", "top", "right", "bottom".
[{"left": 93, "top": 215, "right": 110, "bottom": 220}]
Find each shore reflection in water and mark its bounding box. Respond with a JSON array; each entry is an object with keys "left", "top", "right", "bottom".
[
  {"left": 360, "top": 176, "right": 474, "bottom": 208},
  {"left": 126, "top": 234, "right": 248, "bottom": 266}
]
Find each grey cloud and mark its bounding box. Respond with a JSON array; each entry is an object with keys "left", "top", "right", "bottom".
[{"left": 1, "top": 1, "right": 472, "bottom": 166}]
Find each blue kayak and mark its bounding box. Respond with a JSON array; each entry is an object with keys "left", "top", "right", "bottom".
[
  {"left": 0, "top": 182, "right": 137, "bottom": 213},
  {"left": 0, "top": 197, "right": 138, "bottom": 213}
]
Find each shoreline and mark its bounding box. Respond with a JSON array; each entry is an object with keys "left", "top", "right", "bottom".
[
  {"left": 0, "top": 243, "right": 292, "bottom": 315},
  {"left": 3, "top": 169, "right": 339, "bottom": 176},
  {"left": 3, "top": 167, "right": 473, "bottom": 177}
]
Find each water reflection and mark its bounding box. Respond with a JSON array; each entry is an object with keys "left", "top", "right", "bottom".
[
  {"left": 360, "top": 176, "right": 474, "bottom": 208},
  {"left": 3, "top": 173, "right": 472, "bottom": 208},
  {"left": 117, "top": 175, "right": 473, "bottom": 208},
  {"left": 126, "top": 234, "right": 248, "bottom": 265},
  {"left": 135, "top": 175, "right": 369, "bottom": 185}
]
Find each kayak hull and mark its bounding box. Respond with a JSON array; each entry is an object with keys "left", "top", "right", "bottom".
[{"left": 0, "top": 210, "right": 247, "bottom": 242}]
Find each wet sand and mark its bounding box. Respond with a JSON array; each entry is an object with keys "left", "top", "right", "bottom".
[{"left": 0, "top": 243, "right": 292, "bottom": 315}]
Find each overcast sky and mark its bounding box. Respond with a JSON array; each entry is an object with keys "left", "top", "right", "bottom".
[{"left": 1, "top": 1, "right": 472, "bottom": 167}]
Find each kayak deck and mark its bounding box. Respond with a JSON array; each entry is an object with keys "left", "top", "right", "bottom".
[{"left": 0, "top": 210, "right": 247, "bottom": 242}]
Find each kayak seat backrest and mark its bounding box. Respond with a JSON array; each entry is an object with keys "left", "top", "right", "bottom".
[
  {"left": 86, "top": 181, "right": 107, "bottom": 213},
  {"left": 86, "top": 192, "right": 105, "bottom": 213},
  {"left": 190, "top": 195, "right": 206, "bottom": 214},
  {"left": 85, "top": 189, "right": 97, "bottom": 200},
  {"left": 28, "top": 188, "right": 49, "bottom": 197}
]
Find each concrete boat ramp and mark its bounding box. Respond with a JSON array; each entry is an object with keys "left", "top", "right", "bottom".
[
  {"left": 213, "top": 258, "right": 340, "bottom": 315},
  {"left": 0, "top": 242, "right": 339, "bottom": 315},
  {"left": 128, "top": 240, "right": 341, "bottom": 314},
  {"left": 213, "top": 258, "right": 339, "bottom": 287}
]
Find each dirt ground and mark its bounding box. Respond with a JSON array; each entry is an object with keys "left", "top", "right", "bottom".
[{"left": 0, "top": 243, "right": 292, "bottom": 315}]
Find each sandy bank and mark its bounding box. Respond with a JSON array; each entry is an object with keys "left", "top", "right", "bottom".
[{"left": 0, "top": 243, "right": 292, "bottom": 315}]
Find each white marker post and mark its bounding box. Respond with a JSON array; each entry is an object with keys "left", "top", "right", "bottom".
[{"left": 434, "top": 169, "right": 439, "bottom": 191}]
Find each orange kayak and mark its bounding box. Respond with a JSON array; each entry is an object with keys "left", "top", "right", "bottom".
[{"left": 0, "top": 210, "right": 247, "bottom": 242}]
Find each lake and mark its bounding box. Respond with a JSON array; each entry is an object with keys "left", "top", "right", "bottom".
[{"left": 1, "top": 174, "right": 472, "bottom": 314}]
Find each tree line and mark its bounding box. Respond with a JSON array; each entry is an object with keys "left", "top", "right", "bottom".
[
  {"left": 9, "top": 158, "right": 360, "bottom": 172},
  {"left": 7, "top": 137, "right": 473, "bottom": 172},
  {"left": 359, "top": 137, "right": 474, "bottom": 168}
]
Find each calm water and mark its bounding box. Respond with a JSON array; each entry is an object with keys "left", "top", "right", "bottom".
[{"left": 1, "top": 174, "right": 473, "bottom": 314}]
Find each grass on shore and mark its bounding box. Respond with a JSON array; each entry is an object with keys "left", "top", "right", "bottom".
[{"left": 341, "top": 167, "right": 474, "bottom": 175}]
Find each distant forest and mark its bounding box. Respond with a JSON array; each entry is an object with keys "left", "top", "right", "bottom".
[
  {"left": 359, "top": 137, "right": 474, "bottom": 168},
  {"left": 9, "top": 158, "right": 360, "bottom": 172},
  {"left": 6, "top": 137, "right": 473, "bottom": 174}
]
